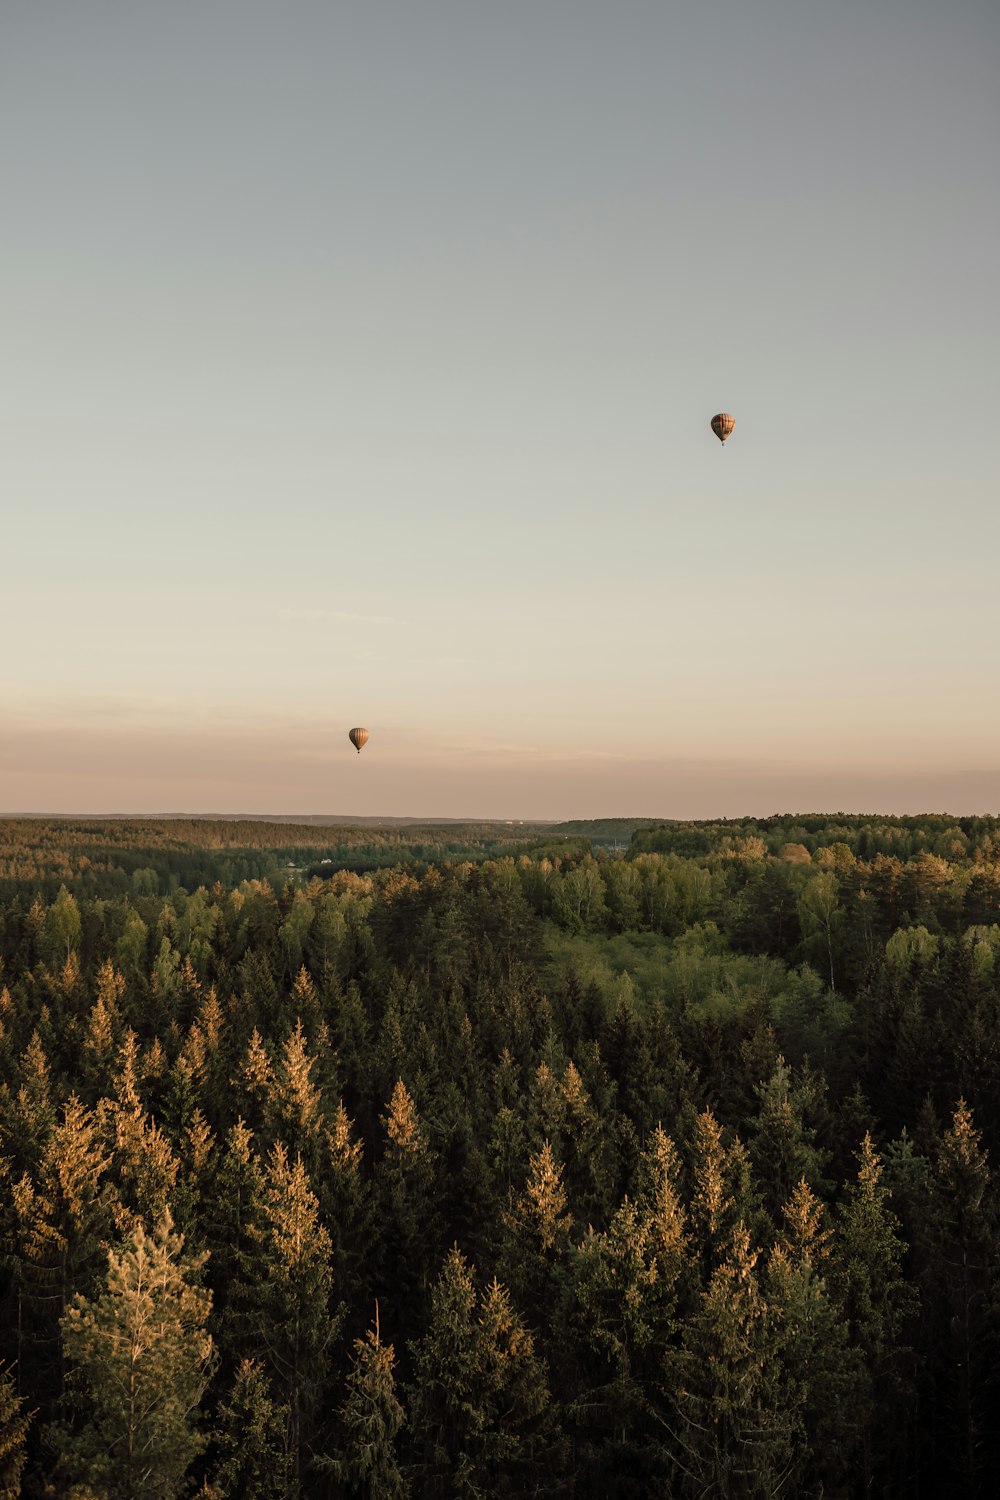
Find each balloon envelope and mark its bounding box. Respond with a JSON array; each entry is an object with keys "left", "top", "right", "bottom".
[
  {"left": 711, "top": 413, "right": 736, "bottom": 444},
  {"left": 348, "top": 727, "right": 369, "bottom": 754}
]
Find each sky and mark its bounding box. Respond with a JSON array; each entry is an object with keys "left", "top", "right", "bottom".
[{"left": 2, "top": 0, "right": 998, "bottom": 820}]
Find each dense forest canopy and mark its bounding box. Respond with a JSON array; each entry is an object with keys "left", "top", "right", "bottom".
[{"left": 0, "top": 813, "right": 997, "bottom": 1496}]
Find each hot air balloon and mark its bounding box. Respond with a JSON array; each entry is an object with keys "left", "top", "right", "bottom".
[
  {"left": 711, "top": 413, "right": 735, "bottom": 445},
  {"left": 348, "top": 727, "right": 369, "bottom": 754}
]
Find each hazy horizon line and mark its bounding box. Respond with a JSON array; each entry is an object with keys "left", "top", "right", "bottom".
[{"left": 0, "top": 808, "right": 991, "bottom": 824}]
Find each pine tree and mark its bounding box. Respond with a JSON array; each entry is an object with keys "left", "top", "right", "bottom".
[
  {"left": 499, "top": 1140, "right": 574, "bottom": 1387},
  {"left": 666, "top": 1225, "right": 794, "bottom": 1500},
  {"left": 55, "top": 1211, "right": 214, "bottom": 1500},
  {"left": 571, "top": 1197, "right": 669, "bottom": 1485},
  {"left": 323, "top": 1100, "right": 377, "bottom": 1315},
  {"left": 235, "top": 1028, "right": 274, "bottom": 1134},
  {"left": 326, "top": 1312, "right": 408, "bottom": 1499},
  {"left": 408, "top": 1247, "right": 551, "bottom": 1498},
  {"left": 915, "top": 1102, "right": 998, "bottom": 1498},
  {"left": 211, "top": 1358, "right": 291, "bottom": 1500},
  {"left": 376, "top": 1080, "right": 440, "bottom": 1339},
  {"left": 746, "top": 1057, "right": 828, "bottom": 1223},
  {"left": 266, "top": 1019, "right": 325, "bottom": 1173},
  {"left": 105, "top": 1032, "right": 180, "bottom": 1235},
  {"left": 570, "top": 1126, "right": 692, "bottom": 1483},
  {"left": 9, "top": 1094, "right": 115, "bottom": 1401},
  {"left": 685, "top": 1110, "right": 764, "bottom": 1276},
  {"left": 635, "top": 1124, "right": 689, "bottom": 1295},
  {"left": 247, "top": 1143, "right": 336, "bottom": 1493},
  {"left": 82, "top": 959, "right": 125, "bottom": 1094},
  {"left": 173, "top": 1107, "right": 217, "bottom": 1250},
  {"left": 204, "top": 1120, "right": 265, "bottom": 1372},
  {"left": 766, "top": 1178, "right": 861, "bottom": 1496},
  {"left": 830, "top": 1134, "right": 918, "bottom": 1498},
  {"left": 1, "top": 1030, "right": 56, "bottom": 1176}
]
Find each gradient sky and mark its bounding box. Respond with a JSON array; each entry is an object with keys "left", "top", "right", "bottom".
[{"left": 2, "top": 1, "right": 998, "bottom": 819}]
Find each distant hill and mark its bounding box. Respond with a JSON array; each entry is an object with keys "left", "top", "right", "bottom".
[
  {"left": 10, "top": 812, "right": 556, "bottom": 828},
  {"left": 547, "top": 817, "right": 666, "bottom": 843}
]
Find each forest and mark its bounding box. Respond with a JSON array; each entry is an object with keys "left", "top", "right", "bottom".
[{"left": 0, "top": 813, "right": 997, "bottom": 1497}]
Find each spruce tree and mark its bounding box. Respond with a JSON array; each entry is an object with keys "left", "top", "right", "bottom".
[
  {"left": 830, "top": 1134, "right": 918, "bottom": 1497},
  {"left": 666, "top": 1224, "right": 794, "bottom": 1500},
  {"left": 766, "top": 1178, "right": 861, "bottom": 1496},
  {"left": 266, "top": 1019, "right": 326, "bottom": 1173},
  {"left": 247, "top": 1143, "right": 336, "bottom": 1493},
  {"left": 326, "top": 1312, "right": 408, "bottom": 1499},
  {"left": 106, "top": 1031, "right": 180, "bottom": 1235},
  {"left": 916, "top": 1102, "right": 998, "bottom": 1498},
  {"left": 55, "top": 1211, "right": 214, "bottom": 1500},
  {"left": 408, "top": 1247, "right": 551, "bottom": 1498},
  {"left": 9, "top": 1094, "right": 115, "bottom": 1402},
  {"left": 322, "top": 1100, "right": 377, "bottom": 1316},
  {"left": 376, "top": 1080, "right": 440, "bottom": 1339},
  {"left": 211, "top": 1358, "right": 290, "bottom": 1500}
]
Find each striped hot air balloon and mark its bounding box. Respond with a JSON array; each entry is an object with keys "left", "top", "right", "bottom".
[
  {"left": 710, "top": 413, "right": 736, "bottom": 445},
  {"left": 348, "top": 727, "right": 369, "bottom": 754}
]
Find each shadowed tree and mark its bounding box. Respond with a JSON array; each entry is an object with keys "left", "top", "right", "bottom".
[
  {"left": 210, "top": 1358, "right": 291, "bottom": 1500},
  {"left": 376, "top": 1080, "right": 440, "bottom": 1341},
  {"left": 408, "top": 1247, "right": 552, "bottom": 1499},
  {"left": 322, "top": 1100, "right": 377, "bottom": 1317},
  {"left": 746, "top": 1057, "right": 828, "bottom": 1223},
  {"left": 666, "top": 1224, "right": 794, "bottom": 1500},
  {"left": 765, "top": 1178, "right": 861, "bottom": 1496},
  {"left": 916, "top": 1102, "right": 998, "bottom": 1499},
  {"left": 324, "top": 1310, "right": 408, "bottom": 1500},
  {"left": 829, "top": 1134, "right": 917, "bottom": 1498}
]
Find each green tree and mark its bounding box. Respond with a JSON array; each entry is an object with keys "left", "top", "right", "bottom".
[
  {"left": 115, "top": 910, "right": 149, "bottom": 980},
  {"left": 746, "top": 1057, "right": 827, "bottom": 1222},
  {"left": 322, "top": 1100, "right": 377, "bottom": 1314},
  {"left": 326, "top": 1312, "right": 408, "bottom": 1499},
  {"left": 916, "top": 1102, "right": 998, "bottom": 1499},
  {"left": 9, "top": 1095, "right": 115, "bottom": 1401},
  {"left": 796, "top": 870, "right": 843, "bottom": 991},
  {"left": 43, "top": 886, "right": 82, "bottom": 966},
  {"left": 765, "top": 1178, "right": 860, "bottom": 1496},
  {"left": 666, "top": 1224, "right": 794, "bottom": 1500},
  {"left": 830, "top": 1134, "right": 917, "bottom": 1498},
  {"left": 55, "top": 1211, "right": 214, "bottom": 1500},
  {"left": 685, "top": 1109, "right": 763, "bottom": 1275},
  {"left": 248, "top": 1144, "right": 336, "bottom": 1493},
  {"left": 376, "top": 1081, "right": 440, "bottom": 1338},
  {"left": 266, "top": 1019, "right": 326, "bottom": 1172},
  {"left": 106, "top": 1032, "right": 180, "bottom": 1235},
  {"left": 203, "top": 1120, "right": 265, "bottom": 1372},
  {"left": 408, "top": 1247, "right": 551, "bottom": 1499},
  {"left": 211, "top": 1358, "right": 291, "bottom": 1500}
]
